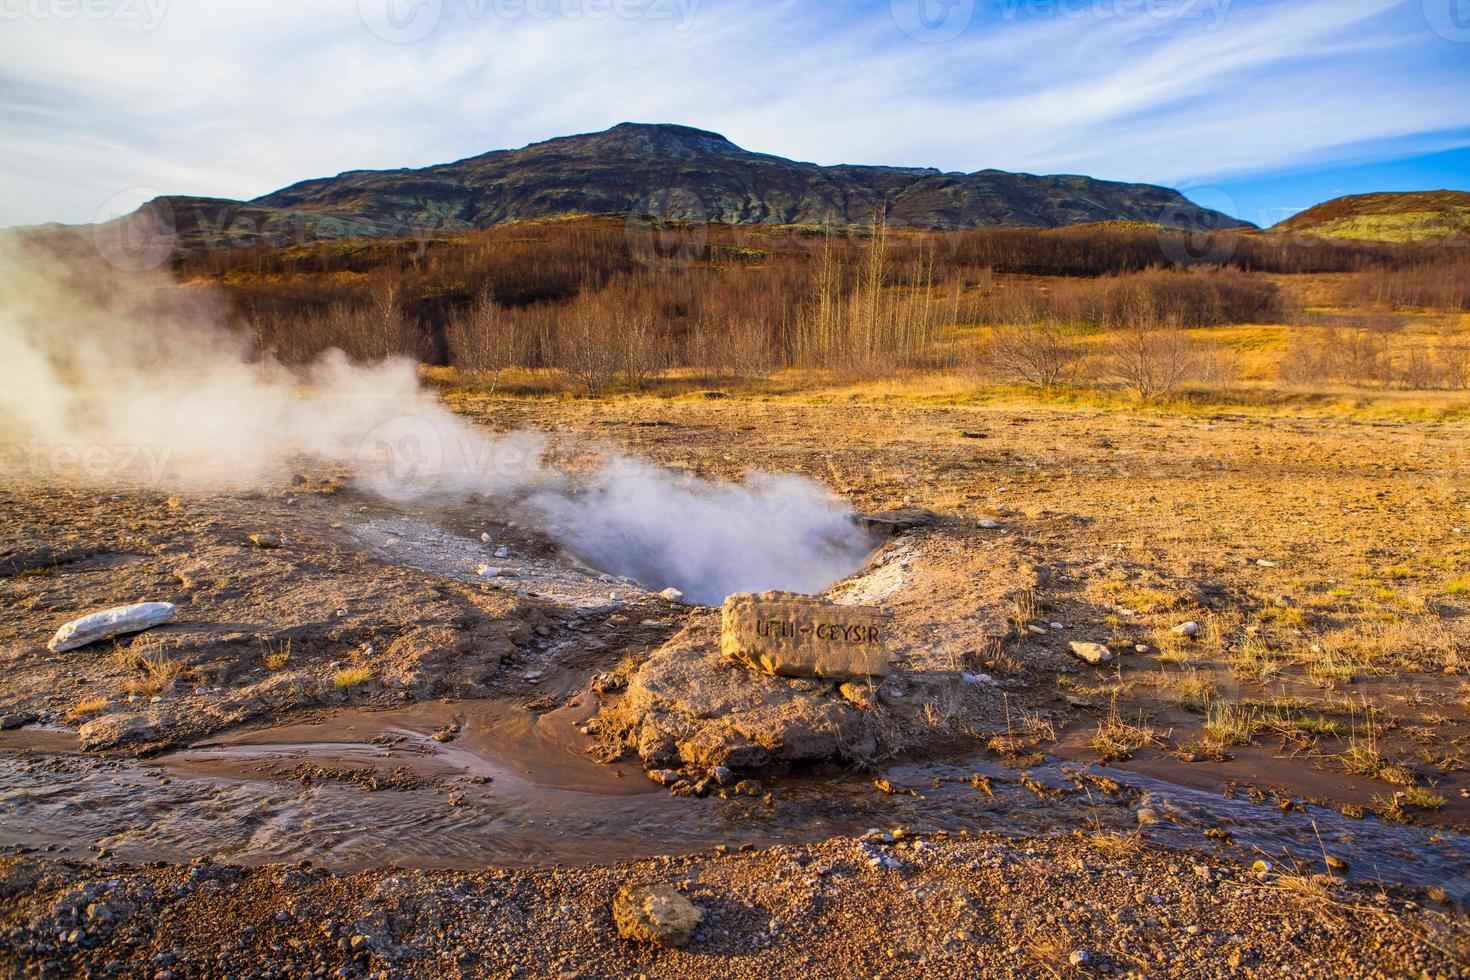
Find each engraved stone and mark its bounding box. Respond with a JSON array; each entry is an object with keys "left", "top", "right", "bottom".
[{"left": 721, "top": 591, "right": 890, "bottom": 680}]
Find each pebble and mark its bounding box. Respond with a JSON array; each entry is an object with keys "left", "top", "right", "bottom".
[{"left": 1172, "top": 621, "right": 1200, "bottom": 637}]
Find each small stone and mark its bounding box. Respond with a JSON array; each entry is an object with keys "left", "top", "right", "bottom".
[
  {"left": 494, "top": 547, "right": 510, "bottom": 558},
  {"left": 612, "top": 883, "right": 703, "bottom": 948},
  {"left": 1069, "top": 641, "right": 1115, "bottom": 665},
  {"left": 609, "top": 591, "right": 626, "bottom": 601},
  {"left": 647, "top": 769, "right": 680, "bottom": 787},
  {"left": 247, "top": 532, "right": 281, "bottom": 549},
  {"left": 476, "top": 565, "right": 500, "bottom": 578},
  {"left": 480, "top": 532, "right": 492, "bottom": 543},
  {"left": 1069, "top": 951, "right": 1089, "bottom": 967},
  {"left": 978, "top": 519, "right": 1001, "bottom": 529},
  {"left": 1171, "top": 621, "right": 1200, "bottom": 637},
  {"left": 1135, "top": 644, "right": 1151, "bottom": 654},
  {"left": 659, "top": 587, "right": 685, "bottom": 602}
]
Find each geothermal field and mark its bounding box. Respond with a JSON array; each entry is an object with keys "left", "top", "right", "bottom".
[{"left": 0, "top": 234, "right": 1468, "bottom": 977}]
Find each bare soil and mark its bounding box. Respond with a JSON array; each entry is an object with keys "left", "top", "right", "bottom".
[{"left": 2, "top": 397, "right": 1468, "bottom": 976}]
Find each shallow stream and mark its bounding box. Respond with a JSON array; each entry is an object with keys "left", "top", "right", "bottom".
[{"left": 3, "top": 700, "right": 1466, "bottom": 901}]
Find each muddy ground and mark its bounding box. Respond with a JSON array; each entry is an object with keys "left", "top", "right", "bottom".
[{"left": 2, "top": 397, "right": 1469, "bottom": 976}]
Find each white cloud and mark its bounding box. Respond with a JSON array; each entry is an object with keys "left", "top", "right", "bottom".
[{"left": 1, "top": 0, "right": 1466, "bottom": 226}]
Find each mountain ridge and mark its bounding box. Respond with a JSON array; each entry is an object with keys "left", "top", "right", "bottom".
[{"left": 21, "top": 123, "right": 1258, "bottom": 255}]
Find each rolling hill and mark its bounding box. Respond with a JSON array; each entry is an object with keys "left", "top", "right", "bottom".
[{"left": 1270, "top": 190, "right": 1470, "bottom": 243}]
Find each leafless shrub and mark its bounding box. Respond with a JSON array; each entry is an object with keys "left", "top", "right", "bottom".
[
  {"left": 445, "top": 288, "right": 521, "bottom": 391},
  {"left": 983, "top": 317, "right": 1085, "bottom": 389},
  {"left": 1103, "top": 300, "right": 1218, "bottom": 400}
]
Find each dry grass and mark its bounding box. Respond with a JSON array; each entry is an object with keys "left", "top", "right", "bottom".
[
  {"left": 112, "top": 636, "right": 184, "bottom": 698},
  {"left": 1089, "top": 701, "right": 1165, "bottom": 761},
  {"left": 1202, "top": 700, "right": 1258, "bottom": 747},
  {"left": 64, "top": 697, "right": 108, "bottom": 723},
  {"left": 1151, "top": 668, "right": 1217, "bottom": 712},
  {"left": 261, "top": 639, "right": 291, "bottom": 671},
  {"left": 332, "top": 666, "right": 372, "bottom": 690}
]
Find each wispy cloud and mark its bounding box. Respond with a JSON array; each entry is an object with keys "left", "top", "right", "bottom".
[{"left": 1, "top": 0, "right": 1466, "bottom": 226}]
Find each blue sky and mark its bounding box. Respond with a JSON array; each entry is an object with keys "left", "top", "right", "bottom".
[{"left": 1, "top": 0, "right": 1467, "bottom": 228}]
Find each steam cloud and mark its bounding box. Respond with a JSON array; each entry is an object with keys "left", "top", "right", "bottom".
[{"left": 0, "top": 240, "right": 873, "bottom": 603}]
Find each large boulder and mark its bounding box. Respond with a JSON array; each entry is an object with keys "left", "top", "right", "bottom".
[
  {"left": 721, "top": 591, "right": 890, "bottom": 680},
  {"left": 77, "top": 714, "right": 162, "bottom": 751},
  {"left": 598, "top": 619, "right": 872, "bottom": 772}
]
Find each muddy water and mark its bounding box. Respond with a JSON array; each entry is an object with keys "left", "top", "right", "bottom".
[{"left": 3, "top": 703, "right": 1468, "bottom": 900}]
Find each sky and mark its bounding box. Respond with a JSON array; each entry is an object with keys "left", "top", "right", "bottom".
[{"left": 1, "top": 0, "right": 1468, "bottom": 229}]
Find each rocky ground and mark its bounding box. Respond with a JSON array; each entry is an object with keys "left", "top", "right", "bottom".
[
  {"left": 2, "top": 396, "right": 1469, "bottom": 976},
  {"left": 4, "top": 829, "right": 1467, "bottom": 979}
]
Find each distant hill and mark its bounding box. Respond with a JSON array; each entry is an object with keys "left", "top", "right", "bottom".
[
  {"left": 1270, "top": 190, "right": 1470, "bottom": 243},
  {"left": 14, "top": 123, "right": 1251, "bottom": 257}
]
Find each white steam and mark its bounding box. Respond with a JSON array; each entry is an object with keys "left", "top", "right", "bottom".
[{"left": 0, "top": 241, "right": 874, "bottom": 603}]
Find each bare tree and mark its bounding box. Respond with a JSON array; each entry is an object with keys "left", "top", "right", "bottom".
[
  {"left": 1104, "top": 299, "right": 1210, "bottom": 400},
  {"left": 986, "top": 316, "right": 1085, "bottom": 389},
  {"left": 446, "top": 288, "right": 519, "bottom": 391},
  {"left": 557, "top": 291, "right": 618, "bottom": 395}
]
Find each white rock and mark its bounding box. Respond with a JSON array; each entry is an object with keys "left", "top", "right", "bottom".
[
  {"left": 1068, "top": 641, "right": 1115, "bottom": 665},
  {"left": 47, "top": 602, "right": 177, "bottom": 653},
  {"left": 1049, "top": 622, "right": 1064, "bottom": 630},
  {"left": 978, "top": 519, "right": 1001, "bottom": 529},
  {"left": 477, "top": 565, "right": 501, "bottom": 578},
  {"left": 1172, "top": 621, "right": 1200, "bottom": 637},
  {"left": 494, "top": 547, "right": 509, "bottom": 558},
  {"left": 1069, "top": 951, "right": 1089, "bottom": 967},
  {"left": 1255, "top": 558, "right": 1278, "bottom": 567},
  {"left": 659, "top": 587, "right": 685, "bottom": 602},
  {"left": 961, "top": 672, "right": 994, "bottom": 685},
  {"left": 479, "top": 532, "right": 492, "bottom": 543},
  {"left": 609, "top": 591, "right": 626, "bottom": 601}
]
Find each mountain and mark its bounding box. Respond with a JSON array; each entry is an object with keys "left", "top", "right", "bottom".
[
  {"left": 21, "top": 123, "right": 1253, "bottom": 256},
  {"left": 1270, "top": 190, "right": 1470, "bottom": 243}
]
